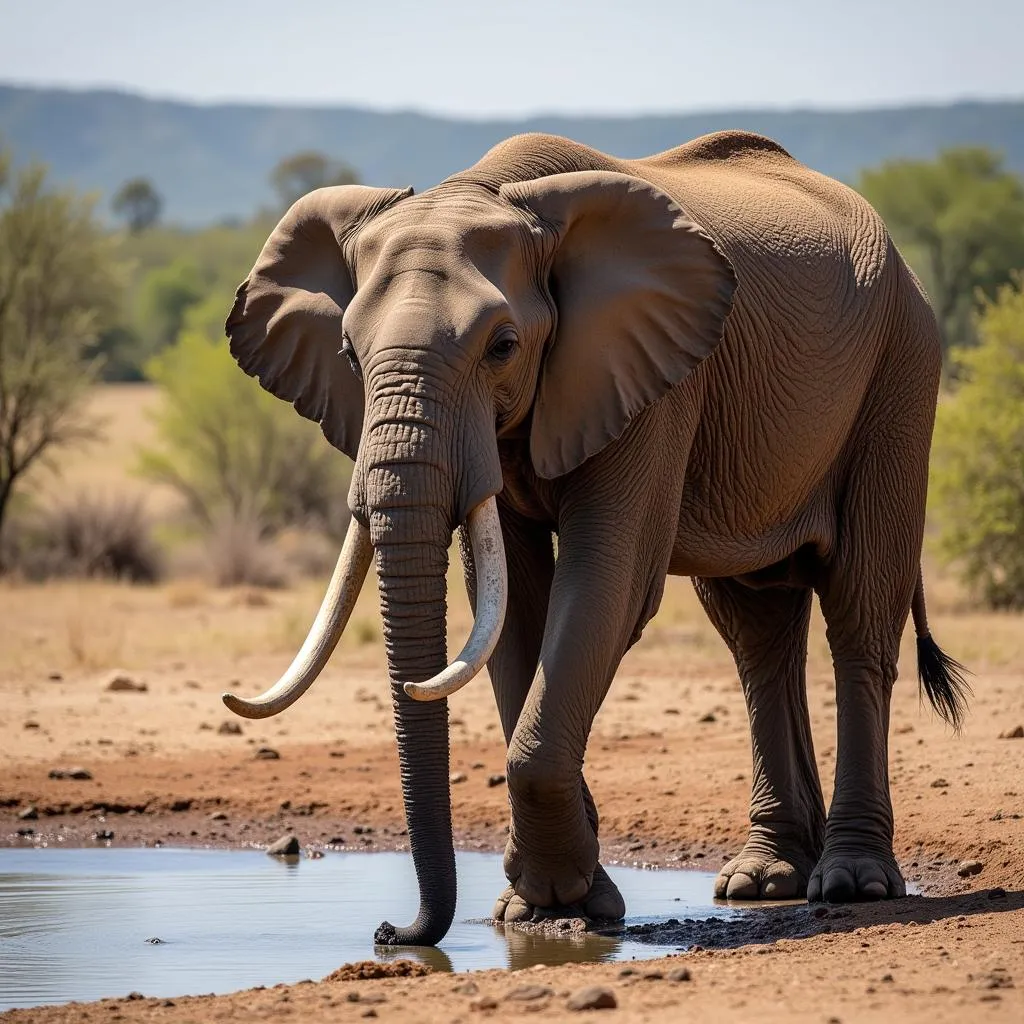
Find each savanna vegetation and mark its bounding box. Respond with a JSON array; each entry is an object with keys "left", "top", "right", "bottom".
[{"left": 1, "top": 134, "right": 1023, "bottom": 607}]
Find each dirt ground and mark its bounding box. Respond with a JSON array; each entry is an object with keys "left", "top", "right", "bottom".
[{"left": 2, "top": 563, "right": 1023, "bottom": 1022}]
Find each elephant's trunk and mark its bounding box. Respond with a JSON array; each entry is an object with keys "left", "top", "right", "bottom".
[{"left": 370, "top": 506, "right": 457, "bottom": 946}]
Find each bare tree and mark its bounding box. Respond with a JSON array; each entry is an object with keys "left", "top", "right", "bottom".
[{"left": 0, "top": 151, "right": 121, "bottom": 562}]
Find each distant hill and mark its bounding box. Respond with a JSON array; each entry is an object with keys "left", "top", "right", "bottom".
[{"left": 2, "top": 84, "right": 1023, "bottom": 226}]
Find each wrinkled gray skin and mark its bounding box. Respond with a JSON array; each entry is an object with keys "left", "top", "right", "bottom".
[{"left": 228, "top": 131, "right": 958, "bottom": 944}]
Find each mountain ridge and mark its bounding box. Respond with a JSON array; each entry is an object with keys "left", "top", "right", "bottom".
[{"left": 3, "top": 84, "right": 1022, "bottom": 225}]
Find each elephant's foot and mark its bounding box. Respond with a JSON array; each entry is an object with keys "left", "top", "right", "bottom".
[
  {"left": 502, "top": 813, "right": 600, "bottom": 910},
  {"left": 493, "top": 863, "right": 625, "bottom": 923},
  {"left": 807, "top": 843, "right": 906, "bottom": 902},
  {"left": 714, "top": 828, "right": 820, "bottom": 900}
]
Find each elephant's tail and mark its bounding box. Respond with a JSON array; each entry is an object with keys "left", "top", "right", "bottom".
[{"left": 911, "top": 567, "right": 971, "bottom": 731}]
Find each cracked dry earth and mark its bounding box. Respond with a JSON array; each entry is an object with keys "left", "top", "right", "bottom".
[{"left": 1, "top": 573, "right": 1023, "bottom": 1023}]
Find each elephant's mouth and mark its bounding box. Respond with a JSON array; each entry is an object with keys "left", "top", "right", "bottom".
[{"left": 221, "top": 495, "right": 507, "bottom": 718}]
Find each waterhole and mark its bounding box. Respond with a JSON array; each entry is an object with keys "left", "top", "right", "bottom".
[{"left": 0, "top": 847, "right": 749, "bottom": 1009}]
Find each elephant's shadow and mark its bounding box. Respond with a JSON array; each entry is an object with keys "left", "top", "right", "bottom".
[{"left": 614, "top": 886, "right": 1023, "bottom": 953}]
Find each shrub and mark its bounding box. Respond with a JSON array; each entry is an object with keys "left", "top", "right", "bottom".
[
  {"left": 930, "top": 274, "right": 1024, "bottom": 608},
  {"left": 4, "top": 493, "right": 162, "bottom": 583},
  {"left": 138, "top": 293, "right": 351, "bottom": 541}
]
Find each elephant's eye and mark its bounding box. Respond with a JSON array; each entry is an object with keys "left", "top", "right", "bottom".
[
  {"left": 486, "top": 331, "right": 518, "bottom": 364},
  {"left": 339, "top": 333, "right": 363, "bottom": 381}
]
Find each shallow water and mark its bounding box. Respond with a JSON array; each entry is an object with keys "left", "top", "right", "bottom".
[{"left": 0, "top": 847, "right": 743, "bottom": 1009}]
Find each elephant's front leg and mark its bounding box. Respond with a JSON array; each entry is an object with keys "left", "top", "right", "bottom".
[
  {"left": 463, "top": 505, "right": 624, "bottom": 922},
  {"left": 502, "top": 514, "right": 664, "bottom": 916}
]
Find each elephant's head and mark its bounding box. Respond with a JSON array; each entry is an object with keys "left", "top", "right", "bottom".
[{"left": 221, "top": 167, "right": 735, "bottom": 945}]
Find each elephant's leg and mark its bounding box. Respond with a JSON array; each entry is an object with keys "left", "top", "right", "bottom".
[
  {"left": 460, "top": 506, "right": 624, "bottom": 923},
  {"left": 694, "top": 577, "right": 825, "bottom": 900},
  {"left": 809, "top": 400, "right": 929, "bottom": 902}
]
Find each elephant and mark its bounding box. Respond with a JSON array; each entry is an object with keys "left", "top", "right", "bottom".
[{"left": 222, "top": 130, "right": 968, "bottom": 946}]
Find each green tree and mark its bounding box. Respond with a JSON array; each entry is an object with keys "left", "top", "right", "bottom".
[
  {"left": 112, "top": 177, "right": 162, "bottom": 233},
  {"left": 138, "top": 293, "right": 349, "bottom": 536},
  {"left": 859, "top": 148, "right": 1024, "bottom": 355},
  {"left": 930, "top": 275, "right": 1024, "bottom": 608},
  {"left": 137, "top": 257, "right": 207, "bottom": 354},
  {"left": 269, "top": 151, "right": 359, "bottom": 210},
  {"left": 0, "top": 150, "right": 121, "bottom": 561}
]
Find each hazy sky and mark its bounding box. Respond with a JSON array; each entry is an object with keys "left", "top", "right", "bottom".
[{"left": 1, "top": 0, "right": 1021, "bottom": 117}]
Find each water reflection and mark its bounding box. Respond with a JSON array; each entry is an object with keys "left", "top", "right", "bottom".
[{"left": 0, "top": 848, "right": 732, "bottom": 1010}]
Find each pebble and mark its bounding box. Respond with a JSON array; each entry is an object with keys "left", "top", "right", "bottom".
[
  {"left": 930, "top": 778, "right": 949, "bottom": 788},
  {"left": 453, "top": 981, "right": 479, "bottom": 995},
  {"left": 209, "top": 811, "right": 228, "bottom": 821},
  {"left": 93, "top": 830, "right": 115, "bottom": 841},
  {"left": 999, "top": 725, "right": 1024, "bottom": 739},
  {"left": 450, "top": 772, "right": 468, "bottom": 784},
  {"left": 487, "top": 773, "right": 507, "bottom": 788},
  {"left": 17, "top": 806, "right": 38, "bottom": 820},
  {"left": 23, "top": 721, "right": 40, "bottom": 730},
  {"left": 266, "top": 834, "right": 301, "bottom": 857},
  {"left": 470, "top": 994, "right": 498, "bottom": 1011},
  {"left": 48, "top": 672, "right": 63, "bottom": 681},
  {"left": 957, "top": 859, "right": 984, "bottom": 877},
  {"left": 105, "top": 673, "right": 148, "bottom": 693},
  {"left": 698, "top": 712, "right": 717, "bottom": 723},
  {"left": 218, "top": 721, "right": 243, "bottom": 735},
  {"left": 254, "top": 747, "right": 280, "bottom": 760},
  {"left": 667, "top": 967, "right": 692, "bottom": 982},
  {"left": 566, "top": 986, "right": 617, "bottom": 1011},
  {"left": 48, "top": 767, "right": 92, "bottom": 780},
  {"left": 504, "top": 984, "right": 552, "bottom": 1001}
]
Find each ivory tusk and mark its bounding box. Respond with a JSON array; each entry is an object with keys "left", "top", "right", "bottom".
[
  {"left": 403, "top": 496, "right": 507, "bottom": 701},
  {"left": 222, "top": 516, "right": 373, "bottom": 719}
]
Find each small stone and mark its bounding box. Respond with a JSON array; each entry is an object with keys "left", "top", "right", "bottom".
[
  {"left": 999, "top": 725, "right": 1024, "bottom": 739},
  {"left": 566, "top": 986, "right": 617, "bottom": 1011},
  {"left": 487, "top": 773, "right": 507, "bottom": 788},
  {"left": 48, "top": 672, "right": 63, "bottom": 681},
  {"left": 361, "top": 1011, "right": 377, "bottom": 1019},
  {"left": 698, "top": 712, "right": 716, "bottom": 723},
  {"left": 218, "top": 721, "right": 243, "bottom": 735},
  {"left": 24, "top": 721, "right": 40, "bottom": 730},
  {"left": 353, "top": 825, "right": 374, "bottom": 835},
  {"left": 454, "top": 981, "right": 479, "bottom": 995},
  {"left": 18, "top": 806, "right": 39, "bottom": 821},
  {"left": 470, "top": 994, "right": 498, "bottom": 1011},
  {"left": 667, "top": 967, "right": 692, "bottom": 982},
  {"left": 209, "top": 811, "right": 228, "bottom": 821},
  {"left": 49, "top": 767, "right": 92, "bottom": 780},
  {"left": 254, "top": 747, "right": 280, "bottom": 760},
  {"left": 267, "top": 834, "right": 301, "bottom": 856},
  {"left": 618, "top": 967, "right": 637, "bottom": 978},
  {"left": 145, "top": 937, "right": 165, "bottom": 944},
  {"left": 641, "top": 970, "right": 663, "bottom": 981},
  {"left": 505, "top": 984, "right": 552, "bottom": 1001},
  {"left": 957, "top": 859, "right": 983, "bottom": 877},
  {"left": 930, "top": 778, "right": 949, "bottom": 788},
  {"left": 450, "top": 772, "right": 468, "bottom": 784},
  {"left": 93, "top": 830, "right": 115, "bottom": 841},
  {"left": 125, "top": 992, "right": 144, "bottom": 1000},
  {"left": 105, "top": 673, "right": 147, "bottom": 693}
]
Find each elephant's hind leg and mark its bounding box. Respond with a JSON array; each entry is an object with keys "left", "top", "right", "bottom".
[{"left": 694, "top": 576, "right": 826, "bottom": 900}]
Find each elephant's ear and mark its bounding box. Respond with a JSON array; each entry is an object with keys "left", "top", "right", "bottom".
[
  {"left": 226, "top": 184, "right": 412, "bottom": 460},
  {"left": 499, "top": 171, "right": 736, "bottom": 480}
]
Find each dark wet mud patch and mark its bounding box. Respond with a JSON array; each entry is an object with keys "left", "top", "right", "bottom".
[{"left": 0, "top": 847, "right": 775, "bottom": 1010}]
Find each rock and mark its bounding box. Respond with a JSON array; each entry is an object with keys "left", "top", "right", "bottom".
[
  {"left": 667, "top": 967, "right": 692, "bottom": 982},
  {"left": 566, "top": 986, "right": 617, "bottom": 1011},
  {"left": 17, "top": 806, "right": 38, "bottom": 821},
  {"left": 454, "top": 981, "right": 479, "bottom": 995},
  {"left": 618, "top": 968, "right": 637, "bottom": 978},
  {"left": 254, "top": 747, "right": 280, "bottom": 760},
  {"left": 218, "top": 720, "right": 243, "bottom": 735},
  {"left": 267, "top": 834, "right": 301, "bottom": 856},
  {"left": 93, "top": 830, "right": 115, "bottom": 841},
  {"left": 470, "top": 995, "right": 498, "bottom": 1011},
  {"left": 999, "top": 725, "right": 1024, "bottom": 739},
  {"left": 209, "top": 811, "right": 228, "bottom": 821},
  {"left": 48, "top": 672, "right": 63, "bottom": 681},
  {"left": 698, "top": 712, "right": 717, "bottom": 723},
  {"left": 145, "top": 937, "right": 165, "bottom": 944},
  {"left": 487, "top": 773, "right": 507, "bottom": 788},
  {"left": 930, "top": 777, "right": 949, "bottom": 788},
  {"left": 24, "top": 721, "right": 40, "bottom": 730},
  {"left": 353, "top": 825, "right": 374, "bottom": 835},
  {"left": 48, "top": 767, "right": 92, "bottom": 780},
  {"left": 450, "top": 772, "right": 468, "bottom": 784},
  {"left": 504, "top": 984, "right": 552, "bottom": 1001},
  {"left": 105, "top": 673, "right": 148, "bottom": 693},
  {"left": 957, "top": 859, "right": 984, "bottom": 877}
]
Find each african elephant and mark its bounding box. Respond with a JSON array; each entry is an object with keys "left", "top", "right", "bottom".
[{"left": 223, "top": 131, "right": 968, "bottom": 946}]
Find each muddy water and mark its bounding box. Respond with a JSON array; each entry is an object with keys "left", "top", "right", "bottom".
[{"left": 0, "top": 848, "right": 747, "bottom": 1009}]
